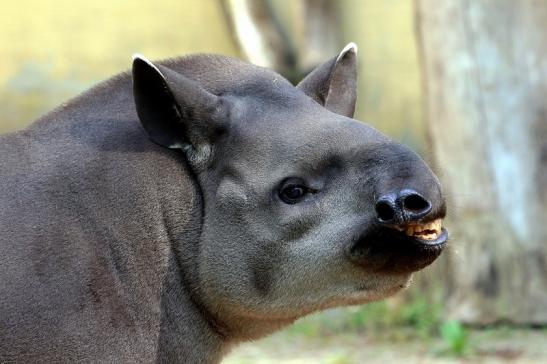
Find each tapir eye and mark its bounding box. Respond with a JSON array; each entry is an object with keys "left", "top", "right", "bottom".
[{"left": 278, "top": 179, "right": 313, "bottom": 204}]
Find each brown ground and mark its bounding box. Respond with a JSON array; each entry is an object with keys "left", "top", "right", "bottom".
[{"left": 224, "top": 328, "right": 547, "bottom": 364}]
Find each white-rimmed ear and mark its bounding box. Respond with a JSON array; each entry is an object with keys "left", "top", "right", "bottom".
[
  {"left": 297, "top": 42, "right": 358, "bottom": 118},
  {"left": 132, "top": 54, "right": 227, "bottom": 169}
]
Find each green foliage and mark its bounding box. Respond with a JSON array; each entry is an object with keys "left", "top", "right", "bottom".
[
  {"left": 396, "top": 295, "right": 443, "bottom": 338},
  {"left": 288, "top": 296, "right": 445, "bottom": 338},
  {"left": 439, "top": 320, "right": 470, "bottom": 357},
  {"left": 344, "top": 301, "right": 392, "bottom": 331},
  {"left": 288, "top": 302, "right": 393, "bottom": 338},
  {"left": 286, "top": 293, "right": 475, "bottom": 358}
]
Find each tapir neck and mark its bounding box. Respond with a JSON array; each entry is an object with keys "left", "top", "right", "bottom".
[
  {"left": 154, "top": 160, "right": 234, "bottom": 363},
  {"left": 156, "top": 252, "right": 231, "bottom": 363}
]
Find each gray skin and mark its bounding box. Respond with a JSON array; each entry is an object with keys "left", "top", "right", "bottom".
[{"left": 0, "top": 44, "right": 447, "bottom": 363}]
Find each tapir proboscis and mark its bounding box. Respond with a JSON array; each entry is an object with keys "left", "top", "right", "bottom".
[{"left": 0, "top": 43, "right": 448, "bottom": 363}]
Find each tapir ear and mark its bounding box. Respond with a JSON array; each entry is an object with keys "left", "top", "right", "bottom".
[
  {"left": 132, "top": 54, "right": 226, "bottom": 168},
  {"left": 297, "top": 42, "right": 358, "bottom": 118}
]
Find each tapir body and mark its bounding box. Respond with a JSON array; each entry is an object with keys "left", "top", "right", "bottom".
[{"left": 0, "top": 45, "right": 447, "bottom": 363}]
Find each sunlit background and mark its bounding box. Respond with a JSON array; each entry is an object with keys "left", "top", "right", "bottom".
[{"left": 2, "top": 0, "right": 546, "bottom": 363}]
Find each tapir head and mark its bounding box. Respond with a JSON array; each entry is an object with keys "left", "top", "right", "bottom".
[{"left": 132, "top": 44, "right": 447, "bottom": 337}]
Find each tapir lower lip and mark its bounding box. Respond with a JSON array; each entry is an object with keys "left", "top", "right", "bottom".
[{"left": 349, "top": 226, "right": 448, "bottom": 274}]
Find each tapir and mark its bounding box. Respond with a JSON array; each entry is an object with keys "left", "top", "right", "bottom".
[{"left": 0, "top": 43, "right": 447, "bottom": 363}]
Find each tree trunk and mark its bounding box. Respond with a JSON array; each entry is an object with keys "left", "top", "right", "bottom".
[
  {"left": 221, "top": 0, "right": 340, "bottom": 82},
  {"left": 415, "top": 0, "right": 547, "bottom": 324},
  {"left": 221, "top": 0, "right": 297, "bottom": 76},
  {"left": 291, "top": 0, "right": 340, "bottom": 73}
]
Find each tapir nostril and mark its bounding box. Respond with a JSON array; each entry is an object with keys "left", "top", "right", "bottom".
[
  {"left": 376, "top": 190, "right": 433, "bottom": 224},
  {"left": 403, "top": 194, "right": 431, "bottom": 213},
  {"left": 375, "top": 200, "right": 396, "bottom": 222}
]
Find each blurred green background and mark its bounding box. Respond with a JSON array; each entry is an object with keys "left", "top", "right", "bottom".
[{"left": 2, "top": 0, "right": 546, "bottom": 363}]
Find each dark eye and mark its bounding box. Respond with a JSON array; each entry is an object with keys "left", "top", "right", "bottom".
[{"left": 279, "top": 184, "right": 309, "bottom": 204}]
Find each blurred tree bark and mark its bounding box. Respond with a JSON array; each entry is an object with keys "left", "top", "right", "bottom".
[
  {"left": 221, "top": 0, "right": 340, "bottom": 83},
  {"left": 221, "top": 0, "right": 297, "bottom": 77},
  {"left": 415, "top": 0, "right": 547, "bottom": 324}
]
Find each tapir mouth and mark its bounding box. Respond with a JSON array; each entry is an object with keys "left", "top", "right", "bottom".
[
  {"left": 349, "top": 218, "right": 448, "bottom": 274},
  {"left": 390, "top": 218, "right": 445, "bottom": 243}
]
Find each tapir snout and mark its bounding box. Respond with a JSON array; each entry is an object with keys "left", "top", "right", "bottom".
[{"left": 348, "top": 141, "right": 447, "bottom": 275}]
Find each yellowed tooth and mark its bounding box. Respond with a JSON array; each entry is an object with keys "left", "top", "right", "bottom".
[
  {"left": 426, "top": 219, "right": 441, "bottom": 234},
  {"left": 406, "top": 226, "right": 414, "bottom": 236},
  {"left": 400, "top": 218, "right": 443, "bottom": 239}
]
